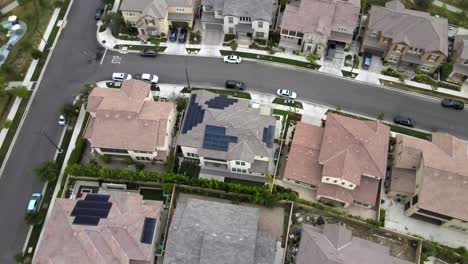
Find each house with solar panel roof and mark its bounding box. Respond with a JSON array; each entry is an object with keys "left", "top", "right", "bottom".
[{"left": 177, "top": 90, "right": 279, "bottom": 183}]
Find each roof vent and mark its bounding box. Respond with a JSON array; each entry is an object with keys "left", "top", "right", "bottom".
[
  {"left": 114, "top": 114, "right": 120, "bottom": 118},
  {"left": 127, "top": 115, "right": 132, "bottom": 119}
]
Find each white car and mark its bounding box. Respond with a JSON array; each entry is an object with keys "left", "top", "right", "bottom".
[
  {"left": 58, "top": 115, "right": 66, "bottom": 126},
  {"left": 223, "top": 55, "right": 242, "bottom": 64},
  {"left": 140, "top": 73, "right": 159, "bottom": 84},
  {"left": 112, "top": 72, "right": 132, "bottom": 82},
  {"left": 276, "top": 89, "right": 297, "bottom": 99}
]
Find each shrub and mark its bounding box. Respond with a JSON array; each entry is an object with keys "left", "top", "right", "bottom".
[
  {"left": 166, "top": 151, "right": 175, "bottom": 173},
  {"left": 254, "top": 38, "right": 267, "bottom": 46},
  {"left": 230, "top": 41, "right": 238, "bottom": 51},
  {"left": 34, "top": 161, "right": 59, "bottom": 182},
  {"left": 439, "top": 63, "right": 453, "bottom": 80},
  {"left": 31, "top": 49, "right": 43, "bottom": 60},
  {"left": 414, "top": 74, "right": 437, "bottom": 86},
  {"left": 9, "top": 86, "right": 29, "bottom": 98},
  {"left": 67, "top": 138, "right": 86, "bottom": 165},
  {"left": 224, "top": 34, "right": 236, "bottom": 43},
  {"left": 306, "top": 53, "right": 320, "bottom": 63},
  {"left": 381, "top": 68, "right": 401, "bottom": 78},
  {"left": 160, "top": 32, "right": 166, "bottom": 37},
  {"left": 345, "top": 54, "right": 352, "bottom": 60},
  {"left": 54, "top": 0, "right": 63, "bottom": 7},
  {"left": 2, "top": 119, "right": 12, "bottom": 129},
  {"left": 99, "top": 154, "right": 111, "bottom": 163},
  {"left": 124, "top": 157, "right": 134, "bottom": 165},
  {"left": 24, "top": 211, "right": 45, "bottom": 226},
  {"left": 292, "top": 50, "right": 301, "bottom": 55}
]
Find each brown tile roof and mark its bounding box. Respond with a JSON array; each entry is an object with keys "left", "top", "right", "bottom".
[
  {"left": 351, "top": 176, "right": 380, "bottom": 206},
  {"left": 280, "top": 0, "right": 360, "bottom": 42},
  {"left": 319, "top": 113, "right": 390, "bottom": 180},
  {"left": 390, "top": 168, "right": 416, "bottom": 195},
  {"left": 394, "top": 133, "right": 468, "bottom": 221},
  {"left": 367, "top": 0, "right": 448, "bottom": 55},
  {"left": 283, "top": 122, "right": 324, "bottom": 186},
  {"left": 85, "top": 81, "right": 176, "bottom": 152},
  {"left": 33, "top": 192, "right": 163, "bottom": 264},
  {"left": 317, "top": 183, "right": 354, "bottom": 205}
]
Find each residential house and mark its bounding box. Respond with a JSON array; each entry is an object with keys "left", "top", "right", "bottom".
[
  {"left": 34, "top": 192, "right": 163, "bottom": 264},
  {"left": 449, "top": 34, "right": 468, "bottom": 84},
  {"left": 389, "top": 133, "right": 468, "bottom": 233},
  {"left": 84, "top": 80, "right": 177, "bottom": 163},
  {"left": 296, "top": 223, "right": 414, "bottom": 264},
  {"left": 200, "top": 0, "right": 274, "bottom": 39},
  {"left": 120, "top": 0, "right": 196, "bottom": 40},
  {"left": 283, "top": 113, "right": 390, "bottom": 208},
  {"left": 361, "top": 0, "right": 448, "bottom": 74},
  {"left": 177, "top": 90, "right": 278, "bottom": 183},
  {"left": 164, "top": 198, "right": 276, "bottom": 264},
  {"left": 279, "top": 0, "right": 360, "bottom": 56}
]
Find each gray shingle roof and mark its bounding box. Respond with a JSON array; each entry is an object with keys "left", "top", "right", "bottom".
[
  {"left": 177, "top": 90, "right": 276, "bottom": 164},
  {"left": 163, "top": 198, "right": 275, "bottom": 264},
  {"left": 205, "top": 0, "right": 273, "bottom": 22}
]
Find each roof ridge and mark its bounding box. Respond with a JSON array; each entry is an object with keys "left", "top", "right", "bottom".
[{"left": 360, "top": 124, "right": 386, "bottom": 177}]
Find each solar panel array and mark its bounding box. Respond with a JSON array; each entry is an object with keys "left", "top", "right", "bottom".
[
  {"left": 71, "top": 194, "right": 112, "bottom": 226},
  {"left": 205, "top": 95, "right": 238, "bottom": 109},
  {"left": 203, "top": 125, "right": 238, "bottom": 151},
  {"left": 182, "top": 94, "right": 205, "bottom": 134},
  {"left": 262, "top": 126, "right": 274, "bottom": 148},
  {"left": 141, "top": 217, "right": 157, "bottom": 244}
]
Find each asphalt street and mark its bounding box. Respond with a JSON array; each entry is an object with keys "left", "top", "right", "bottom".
[{"left": 0, "top": 0, "right": 467, "bottom": 261}]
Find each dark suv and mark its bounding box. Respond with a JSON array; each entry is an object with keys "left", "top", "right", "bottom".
[
  {"left": 225, "top": 80, "right": 246, "bottom": 90},
  {"left": 95, "top": 8, "right": 104, "bottom": 20},
  {"left": 441, "top": 99, "right": 464, "bottom": 110},
  {"left": 169, "top": 28, "right": 178, "bottom": 42},
  {"left": 394, "top": 116, "right": 414, "bottom": 127},
  {"left": 140, "top": 49, "right": 158, "bottom": 57},
  {"left": 179, "top": 28, "right": 188, "bottom": 43}
]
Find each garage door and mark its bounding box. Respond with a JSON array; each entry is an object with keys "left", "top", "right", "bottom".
[
  {"left": 172, "top": 21, "right": 189, "bottom": 28},
  {"left": 204, "top": 23, "right": 223, "bottom": 31}
]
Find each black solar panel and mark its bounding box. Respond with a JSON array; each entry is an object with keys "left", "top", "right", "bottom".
[
  {"left": 203, "top": 125, "right": 238, "bottom": 151},
  {"left": 73, "top": 215, "right": 100, "bottom": 226},
  {"left": 84, "top": 194, "right": 110, "bottom": 202},
  {"left": 262, "top": 126, "right": 275, "bottom": 148},
  {"left": 205, "top": 95, "right": 238, "bottom": 109},
  {"left": 141, "top": 217, "right": 157, "bottom": 244},
  {"left": 75, "top": 200, "right": 112, "bottom": 210},
  {"left": 71, "top": 207, "right": 111, "bottom": 218},
  {"left": 182, "top": 94, "right": 205, "bottom": 134}
]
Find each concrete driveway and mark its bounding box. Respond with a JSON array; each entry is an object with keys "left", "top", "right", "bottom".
[{"left": 201, "top": 29, "right": 224, "bottom": 46}]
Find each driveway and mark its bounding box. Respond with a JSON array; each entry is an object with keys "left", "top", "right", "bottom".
[{"left": 201, "top": 29, "right": 223, "bottom": 46}]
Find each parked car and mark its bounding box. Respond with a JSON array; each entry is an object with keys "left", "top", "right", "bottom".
[
  {"left": 140, "top": 49, "right": 158, "bottom": 57},
  {"left": 277, "top": 89, "right": 297, "bottom": 99},
  {"left": 105, "top": 81, "right": 122, "bottom": 88},
  {"left": 137, "top": 73, "right": 159, "bottom": 84},
  {"left": 169, "top": 28, "right": 178, "bottom": 42},
  {"left": 58, "top": 115, "right": 66, "bottom": 126},
  {"left": 27, "top": 193, "right": 42, "bottom": 212},
  {"left": 225, "top": 80, "right": 246, "bottom": 90},
  {"left": 394, "top": 115, "right": 414, "bottom": 127},
  {"left": 362, "top": 53, "right": 372, "bottom": 69},
  {"left": 179, "top": 28, "right": 188, "bottom": 43},
  {"left": 223, "top": 55, "right": 242, "bottom": 64},
  {"left": 95, "top": 8, "right": 104, "bottom": 20},
  {"left": 441, "top": 99, "right": 464, "bottom": 110},
  {"left": 112, "top": 73, "right": 132, "bottom": 82}
]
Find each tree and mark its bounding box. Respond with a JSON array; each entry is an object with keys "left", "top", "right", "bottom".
[
  {"left": 414, "top": 0, "right": 434, "bottom": 10},
  {"left": 24, "top": 211, "right": 45, "bottom": 226},
  {"left": 31, "top": 49, "right": 43, "bottom": 60},
  {"left": 61, "top": 103, "right": 79, "bottom": 120},
  {"left": 439, "top": 63, "right": 453, "bottom": 80},
  {"left": 377, "top": 112, "right": 384, "bottom": 121},
  {"left": 9, "top": 86, "right": 29, "bottom": 98},
  {"left": 34, "top": 161, "right": 59, "bottom": 182},
  {"left": 230, "top": 41, "right": 238, "bottom": 51}
]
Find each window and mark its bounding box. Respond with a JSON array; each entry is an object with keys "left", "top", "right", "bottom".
[
  {"left": 297, "top": 32, "right": 304, "bottom": 38},
  {"left": 333, "top": 180, "right": 337, "bottom": 183},
  {"left": 428, "top": 54, "right": 438, "bottom": 62},
  {"left": 241, "top": 169, "right": 247, "bottom": 173},
  {"left": 236, "top": 161, "right": 240, "bottom": 165},
  {"left": 325, "top": 177, "right": 330, "bottom": 181},
  {"left": 176, "top": 8, "right": 184, "bottom": 12},
  {"left": 371, "top": 30, "right": 377, "bottom": 37},
  {"left": 228, "top": 17, "right": 233, "bottom": 24},
  {"left": 341, "top": 182, "right": 345, "bottom": 185},
  {"left": 349, "top": 184, "right": 353, "bottom": 188},
  {"left": 420, "top": 64, "right": 433, "bottom": 72},
  {"left": 217, "top": 11, "right": 222, "bottom": 16},
  {"left": 394, "top": 45, "right": 403, "bottom": 53},
  {"left": 289, "top": 30, "right": 296, "bottom": 36},
  {"left": 228, "top": 27, "right": 234, "bottom": 34},
  {"left": 240, "top": 17, "right": 251, "bottom": 22},
  {"left": 255, "top": 32, "right": 264, "bottom": 38},
  {"left": 240, "top": 161, "right": 245, "bottom": 166},
  {"left": 100, "top": 148, "right": 128, "bottom": 154},
  {"left": 388, "top": 55, "right": 399, "bottom": 63},
  {"left": 258, "top": 21, "right": 263, "bottom": 28}
]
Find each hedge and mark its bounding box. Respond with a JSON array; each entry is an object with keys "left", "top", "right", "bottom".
[
  {"left": 224, "top": 34, "right": 236, "bottom": 43},
  {"left": 65, "top": 164, "right": 299, "bottom": 207},
  {"left": 67, "top": 138, "right": 86, "bottom": 165},
  {"left": 381, "top": 68, "right": 401, "bottom": 78}
]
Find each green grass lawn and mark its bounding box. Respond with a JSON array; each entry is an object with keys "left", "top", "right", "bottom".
[
  {"left": 430, "top": 5, "right": 468, "bottom": 27},
  {"left": 381, "top": 79, "right": 468, "bottom": 104},
  {"left": 272, "top": 98, "right": 303, "bottom": 109},
  {"left": 1, "top": 0, "right": 59, "bottom": 80},
  {"left": 219, "top": 50, "right": 321, "bottom": 70},
  {"left": 180, "top": 87, "right": 252, "bottom": 99}
]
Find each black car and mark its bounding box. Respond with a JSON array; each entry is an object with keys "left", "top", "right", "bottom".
[
  {"left": 140, "top": 49, "right": 158, "bottom": 57},
  {"left": 394, "top": 116, "right": 414, "bottom": 127},
  {"left": 441, "top": 99, "right": 464, "bottom": 110},
  {"left": 169, "top": 28, "right": 178, "bottom": 42},
  {"left": 225, "top": 80, "right": 246, "bottom": 90},
  {"left": 95, "top": 8, "right": 104, "bottom": 20},
  {"left": 179, "top": 28, "right": 188, "bottom": 43}
]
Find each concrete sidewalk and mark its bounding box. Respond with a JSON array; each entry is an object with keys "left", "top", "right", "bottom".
[{"left": 0, "top": 0, "right": 18, "bottom": 14}]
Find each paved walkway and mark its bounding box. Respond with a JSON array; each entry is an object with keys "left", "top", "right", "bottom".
[
  {"left": 381, "top": 194, "right": 468, "bottom": 248},
  {"left": 433, "top": 0, "right": 463, "bottom": 13},
  {"left": 0, "top": 0, "right": 18, "bottom": 13}
]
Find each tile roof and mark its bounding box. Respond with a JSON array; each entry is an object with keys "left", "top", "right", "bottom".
[
  {"left": 296, "top": 224, "right": 414, "bottom": 264},
  {"left": 207, "top": 0, "right": 273, "bottom": 22},
  {"left": 163, "top": 198, "right": 275, "bottom": 264},
  {"left": 454, "top": 34, "right": 468, "bottom": 60},
  {"left": 394, "top": 133, "right": 468, "bottom": 221},
  {"left": 177, "top": 90, "right": 276, "bottom": 166},
  {"left": 33, "top": 192, "right": 162, "bottom": 264},
  {"left": 390, "top": 168, "right": 416, "bottom": 195},
  {"left": 367, "top": 0, "right": 448, "bottom": 55},
  {"left": 280, "top": 0, "right": 359, "bottom": 41},
  {"left": 85, "top": 81, "right": 176, "bottom": 152}
]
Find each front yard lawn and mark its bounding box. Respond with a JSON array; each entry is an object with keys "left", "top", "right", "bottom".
[
  {"left": 180, "top": 87, "right": 252, "bottom": 99},
  {"left": 272, "top": 98, "right": 303, "bottom": 109}
]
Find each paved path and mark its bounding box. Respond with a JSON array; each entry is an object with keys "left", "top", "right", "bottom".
[{"left": 433, "top": 0, "right": 463, "bottom": 13}]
